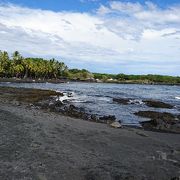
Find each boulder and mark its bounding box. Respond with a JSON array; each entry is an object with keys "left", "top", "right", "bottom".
[{"left": 110, "top": 121, "right": 122, "bottom": 128}]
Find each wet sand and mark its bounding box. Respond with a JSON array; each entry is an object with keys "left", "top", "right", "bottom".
[{"left": 0, "top": 88, "right": 180, "bottom": 180}]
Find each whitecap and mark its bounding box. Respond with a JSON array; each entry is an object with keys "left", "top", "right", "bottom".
[
  {"left": 56, "top": 91, "right": 75, "bottom": 102},
  {"left": 175, "top": 96, "right": 180, "bottom": 100},
  {"left": 129, "top": 99, "right": 144, "bottom": 105},
  {"left": 98, "top": 97, "right": 111, "bottom": 102}
]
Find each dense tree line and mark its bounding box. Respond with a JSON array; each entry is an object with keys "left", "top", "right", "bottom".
[
  {"left": 0, "top": 51, "right": 69, "bottom": 79},
  {"left": 0, "top": 50, "right": 94, "bottom": 80},
  {"left": 0, "top": 50, "right": 179, "bottom": 84},
  {"left": 93, "top": 73, "right": 180, "bottom": 84},
  {"left": 68, "top": 69, "right": 94, "bottom": 80}
]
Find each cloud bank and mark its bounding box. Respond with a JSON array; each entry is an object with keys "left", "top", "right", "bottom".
[{"left": 0, "top": 2, "right": 180, "bottom": 75}]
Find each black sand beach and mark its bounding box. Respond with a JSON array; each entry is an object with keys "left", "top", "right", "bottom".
[{"left": 0, "top": 87, "right": 179, "bottom": 180}]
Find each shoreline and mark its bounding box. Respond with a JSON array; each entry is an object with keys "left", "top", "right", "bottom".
[
  {"left": 0, "top": 86, "right": 180, "bottom": 179},
  {"left": 0, "top": 86, "right": 179, "bottom": 132},
  {"left": 0, "top": 77, "right": 180, "bottom": 86}
]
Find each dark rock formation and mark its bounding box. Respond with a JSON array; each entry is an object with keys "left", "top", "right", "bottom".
[
  {"left": 113, "top": 98, "right": 129, "bottom": 105},
  {"left": 135, "top": 111, "right": 180, "bottom": 133},
  {"left": 90, "top": 114, "right": 99, "bottom": 122},
  {"left": 113, "top": 97, "right": 174, "bottom": 109},
  {"left": 36, "top": 99, "right": 117, "bottom": 124},
  {"left": 54, "top": 100, "right": 63, "bottom": 107},
  {"left": 143, "top": 100, "right": 173, "bottom": 109},
  {"left": 135, "top": 111, "right": 175, "bottom": 121},
  {"left": 99, "top": 115, "right": 116, "bottom": 123}
]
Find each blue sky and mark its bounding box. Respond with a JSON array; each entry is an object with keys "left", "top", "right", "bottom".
[
  {"left": 0, "top": 0, "right": 180, "bottom": 75},
  {"left": 1, "top": 0, "right": 100, "bottom": 11},
  {"left": 1, "top": 0, "right": 180, "bottom": 11}
]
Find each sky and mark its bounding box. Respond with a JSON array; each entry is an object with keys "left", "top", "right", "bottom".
[{"left": 0, "top": 0, "right": 180, "bottom": 75}]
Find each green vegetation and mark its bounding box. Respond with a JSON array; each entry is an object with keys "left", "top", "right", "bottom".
[
  {"left": 0, "top": 50, "right": 68, "bottom": 79},
  {"left": 68, "top": 69, "right": 93, "bottom": 80},
  {"left": 0, "top": 50, "right": 180, "bottom": 84},
  {"left": 94, "top": 73, "right": 180, "bottom": 84}
]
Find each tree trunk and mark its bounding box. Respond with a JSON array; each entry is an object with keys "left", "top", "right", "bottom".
[{"left": 24, "top": 68, "right": 28, "bottom": 79}]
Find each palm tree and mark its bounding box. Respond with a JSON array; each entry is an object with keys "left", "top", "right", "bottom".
[
  {"left": 0, "top": 50, "right": 71, "bottom": 80},
  {"left": 0, "top": 51, "right": 10, "bottom": 77},
  {"left": 12, "top": 51, "right": 24, "bottom": 78}
]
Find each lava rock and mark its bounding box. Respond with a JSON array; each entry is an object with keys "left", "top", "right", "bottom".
[
  {"left": 113, "top": 98, "right": 129, "bottom": 105},
  {"left": 135, "top": 111, "right": 180, "bottom": 133},
  {"left": 99, "top": 115, "right": 116, "bottom": 121},
  {"left": 135, "top": 111, "right": 176, "bottom": 122},
  {"left": 54, "top": 100, "right": 63, "bottom": 107},
  {"left": 99, "top": 115, "right": 116, "bottom": 123},
  {"left": 90, "top": 114, "right": 99, "bottom": 122},
  {"left": 69, "top": 104, "right": 77, "bottom": 111},
  {"left": 62, "top": 104, "right": 89, "bottom": 119},
  {"left": 143, "top": 100, "right": 173, "bottom": 109}
]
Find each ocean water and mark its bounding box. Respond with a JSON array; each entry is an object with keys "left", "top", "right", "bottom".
[{"left": 1, "top": 82, "right": 180, "bottom": 125}]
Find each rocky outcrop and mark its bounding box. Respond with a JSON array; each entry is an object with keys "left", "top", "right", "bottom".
[
  {"left": 35, "top": 99, "right": 118, "bottom": 125},
  {"left": 99, "top": 115, "right": 116, "bottom": 123},
  {"left": 62, "top": 105, "right": 89, "bottom": 119},
  {"left": 105, "top": 115, "right": 116, "bottom": 121},
  {"left": 143, "top": 100, "right": 173, "bottom": 109},
  {"left": 113, "top": 97, "right": 174, "bottom": 109},
  {"left": 135, "top": 111, "right": 180, "bottom": 133},
  {"left": 113, "top": 98, "right": 129, "bottom": 105}
]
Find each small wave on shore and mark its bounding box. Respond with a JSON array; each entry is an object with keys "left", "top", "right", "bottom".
[
  {"left": 56, "top": 92, "right": 74, "bottom": 102},
  {"left": 129, "top": 99, "right": 144, "bottom": 105},
  {"left": 57, "top": 91, "right": 89, "bottom": 104}
]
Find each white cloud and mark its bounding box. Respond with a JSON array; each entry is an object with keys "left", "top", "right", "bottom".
[
  {"left": 0, "top": 2, "right": 180, "bottom": 75},
  {"left": 110, "top": 1, "right": 143, "bottom": 13}
]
